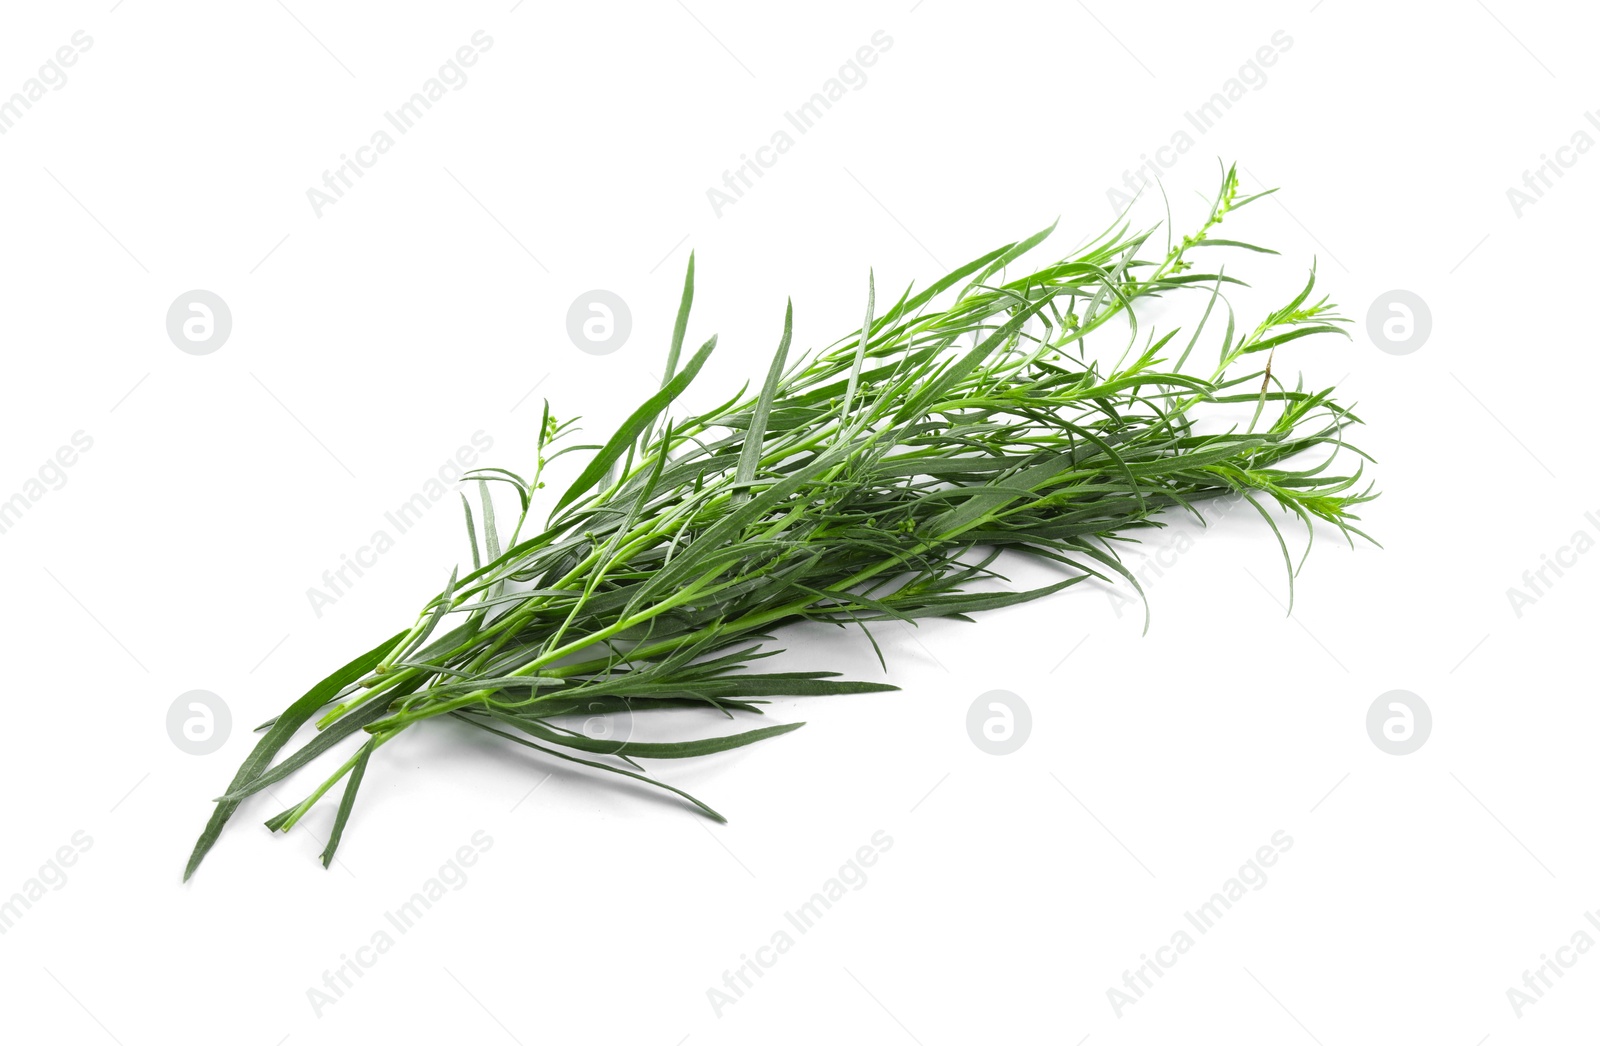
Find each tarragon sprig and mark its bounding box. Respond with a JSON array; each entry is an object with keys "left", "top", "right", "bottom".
[{"left": 185, "top": 164, "right": 1375, "bottom": 879}]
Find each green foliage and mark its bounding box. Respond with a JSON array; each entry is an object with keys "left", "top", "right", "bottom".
[{"left": 185, "top": 164, "right": 1375, "bottom": 878}]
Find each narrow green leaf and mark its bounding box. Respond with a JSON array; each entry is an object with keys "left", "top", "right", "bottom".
[
  {"left": 736, "top": 299, "right": 793, "bottom": 494},
  {"left": 320, "top": 739, "right": 374, "bottom": 868},
  {"left": 839, "top": 271, "right": 874, "bottom": 428},
  {"left": 479, "top": 480, "right": 501, "bottom": 562},
  {"left": 183, "top": 631, "right": 403, "bottom": 880},
  {"left": 663, "top": 251, "right": 695, "bottom": 387},
  {"left": 460, "top": 713, "right": 730, "bottom": 822},
  {"left": 505, "top": 716, "right": 804, "bottom": 759},
  {"left": 460, "top": 493, "right": 481, "bottom": 572},
  {"left": 553, "top": 336, "right": 716, "bottom": 516}
]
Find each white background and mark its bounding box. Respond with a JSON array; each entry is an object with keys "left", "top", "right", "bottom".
[{"left": 1, "top": 1, "right": 1595, "bottom": 1043}]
